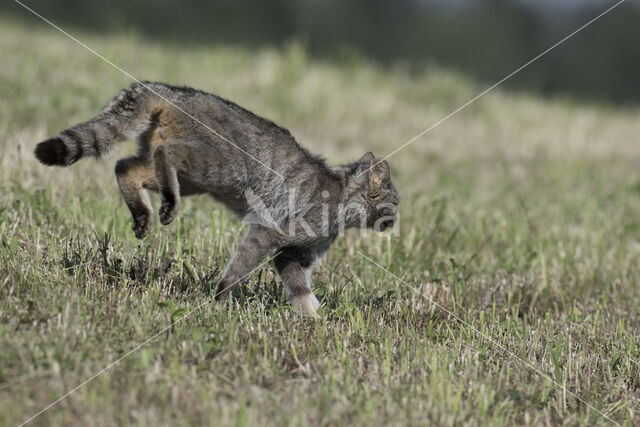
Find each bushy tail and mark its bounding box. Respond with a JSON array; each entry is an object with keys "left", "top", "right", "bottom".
[{"left": 34, "top": 82, "right": 159, "bottom": 166}]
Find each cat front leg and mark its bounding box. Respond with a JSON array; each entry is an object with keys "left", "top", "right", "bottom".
[
  {"left": 274, "top": 247, "right": 320, "bottom": 318},
  {"left": 215, "top": 225, "right": 281, "bottom": 300}
]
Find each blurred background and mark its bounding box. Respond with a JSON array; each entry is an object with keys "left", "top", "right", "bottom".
[{"left": 4, "top": 0, "right": 640, "bottom": 104}]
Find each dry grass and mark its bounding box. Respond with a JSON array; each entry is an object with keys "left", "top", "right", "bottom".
[{"left": 1, "top": 18, "right": 640, "bottom": 426}]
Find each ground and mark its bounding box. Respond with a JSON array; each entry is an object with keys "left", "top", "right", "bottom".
[{"left": 1, "top": 18, "right": 639, "bottom": 426}]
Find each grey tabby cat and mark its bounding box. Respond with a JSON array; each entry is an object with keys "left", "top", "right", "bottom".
[{"left": 34, "top": 82, "right": 399, "bottom": 317}]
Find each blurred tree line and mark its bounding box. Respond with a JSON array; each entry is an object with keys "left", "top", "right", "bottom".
[{"left": 5, "top": 0, "right": 640, "bottom": 104}]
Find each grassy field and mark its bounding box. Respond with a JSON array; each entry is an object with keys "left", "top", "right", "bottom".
[{"left": 1, "top": 18, "right": 640, "bottom": 426}]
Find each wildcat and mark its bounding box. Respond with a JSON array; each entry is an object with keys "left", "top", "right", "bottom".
[{"left": 34, "top": 82, "right": 399, "bottom": 317}]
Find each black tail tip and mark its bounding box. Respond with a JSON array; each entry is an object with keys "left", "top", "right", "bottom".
[{"left": 34, "top": 137, "right": 68, "bottom": 166}]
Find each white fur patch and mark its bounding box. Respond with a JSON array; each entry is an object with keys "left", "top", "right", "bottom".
[{"left": 292, "top": 293, "right": 320, "bottom": 318}]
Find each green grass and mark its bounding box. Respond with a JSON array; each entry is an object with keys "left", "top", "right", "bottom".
[{"left": 1, "top": 18, "right": 640, "bottom": 426}]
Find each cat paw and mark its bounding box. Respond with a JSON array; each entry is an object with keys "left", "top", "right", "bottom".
[
  {"left": 214, "top": 280, "right": 231, "bottom": 301},
  {"left": 159, "top": 201, "right": 178, "bottom": 225},
  {"left": 292, "top": 293, "right": 320, "bottom": 318},
  {"left": 132, "top": 213, "right": 152, "bottom": 239}
]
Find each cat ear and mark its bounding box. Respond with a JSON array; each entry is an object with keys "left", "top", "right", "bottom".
[
  {"left": 359, "top": 151, "right": 375, "bottom": 163},
  {"left": 369, "top": 159, "right": 390, "bottom": 191}
]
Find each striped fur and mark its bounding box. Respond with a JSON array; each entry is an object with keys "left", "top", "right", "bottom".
[
  {"left": 34, "top": 82, "right": 399, "bottom": 317},
  {"left": 34, "top": 82, "right": 160, "bottom": 166}
]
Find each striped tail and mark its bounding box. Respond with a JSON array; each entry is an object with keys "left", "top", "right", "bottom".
[{"left": 34, "top": 82, "right": 158, "bottom": 166}]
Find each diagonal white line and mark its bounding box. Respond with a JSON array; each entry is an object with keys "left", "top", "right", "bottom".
[
  {"left": 17, "top": 251, "right": 282, "bottom": 427},
  {"left": 360, "top": 0, "right": 626, "bottom": 176},
  {"left": 357, "top": 250, "right": 621, "bottom": 426},
  {"left": 13, "top": 0, "right": 284, "bottom": 179}
]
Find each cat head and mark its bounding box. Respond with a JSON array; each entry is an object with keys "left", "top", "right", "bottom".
[{"left": 348, "top": 151, "right": 399, "bottom": 232}]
